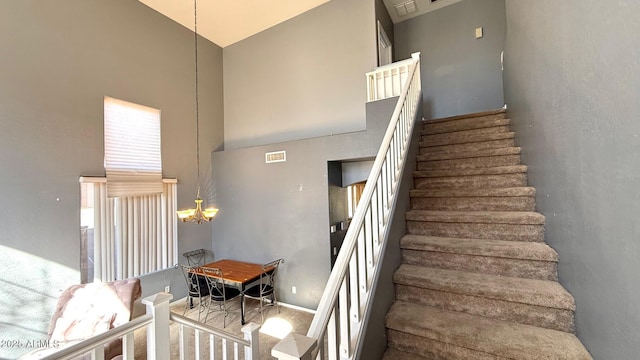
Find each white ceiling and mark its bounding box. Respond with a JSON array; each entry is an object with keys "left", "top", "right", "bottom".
[
  {"left": 138, "top": 0, "right": 330, "bottom": 48},
  {"left": 138, "top": 0, "right": 460, "bottom": 48}
]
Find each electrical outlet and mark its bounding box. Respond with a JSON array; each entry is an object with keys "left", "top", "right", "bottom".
[
  {"left": 165, "top": 285, "right": 171, "bottom": 293},
  {"left": 292, "top": 286, "right": 297, "bottom": 294}
]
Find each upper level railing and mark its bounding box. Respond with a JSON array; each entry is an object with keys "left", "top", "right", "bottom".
[
  {"left": 366, "top": 56, "right": 417, "bottom": 101},
  {"left": 272, "top": 53, "right": 422, "bottom": 360},
  {"left": 34, "top": 293, "right": 261, "bottom": 360}
]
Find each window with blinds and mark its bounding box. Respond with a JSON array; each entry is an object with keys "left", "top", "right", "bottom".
[
  {"left": 104, "top": 96, "right": 163, "bottom": 197},
  {"left": 79, "top": 97, "right": 177, "bottom": 283}
]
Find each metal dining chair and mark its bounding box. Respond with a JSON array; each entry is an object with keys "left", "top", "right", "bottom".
[
  {"left": 177, "top": 264, "right": 210, "bottom": 322},
  {"left": 201, "top": 267, "right": 241, "bottom": 327},
  {"left": 182, "top": 249, "right": 211, "bottom": 309},
  {"left": 183, "top": 248, "right": 209, "bottom": 266},
  {"left": 243, "top": 258, "right": 285, "bottom": 322}
]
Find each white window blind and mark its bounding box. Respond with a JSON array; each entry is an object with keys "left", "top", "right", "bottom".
[
  {"left": 104, "top": 96, "right": 162, "bottom": 197},
  {"left": 80, "top": 177, "right": 178, "bottom": 282}
]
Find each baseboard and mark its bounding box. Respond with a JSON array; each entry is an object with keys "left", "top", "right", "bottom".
[{"left": 275, "top": 301, "right": 316, "bottom": 314}]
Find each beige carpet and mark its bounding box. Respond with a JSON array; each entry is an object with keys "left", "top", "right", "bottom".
[
  {"left": 133, "top": 296, "right": 314, "bottom": 359},
  {"left": 382, "top": 110, "right": 592, "bottom": 359}
]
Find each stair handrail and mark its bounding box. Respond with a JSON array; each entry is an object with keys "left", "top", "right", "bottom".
[
  {"left": 32, "top": 292, "right": 261, "bottom": 360},
  {"left": 32, "top": 293, "right": 175, "bottom": 360},
  {"left": 272, "top": 52, "right": 421, "bottom": 360},
  {"left": 33, "top": 314, "right": 154, "bottom": 360}
]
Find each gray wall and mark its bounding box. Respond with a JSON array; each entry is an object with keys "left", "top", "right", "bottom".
[
  {"left": 342, "top": 160, "right": 375, "bottom": 186},
  {"left": 222, "top": 0, "right": 377, "bottom": 150},
  {"left": 0, "top": 2, "right": 223, "bottom": 358},
  {"left": 211, "top": 97, "right": 398, "bottom": 309},
  {"left": 503, "top": 1, "right": 640, "bottom": 358},
  {"left": 395, "top": 0, "right": 505, "bottom": 119}
]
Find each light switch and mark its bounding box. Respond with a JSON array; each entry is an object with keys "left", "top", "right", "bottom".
[{"left": 475, "top": 27, "right": 484, "bottom": 39}]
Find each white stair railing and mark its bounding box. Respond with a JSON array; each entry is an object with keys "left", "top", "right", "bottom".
[
  {"left": 35, "top": 293, "right": 171, "bottom": 360},
  {"left": 272, "top": 53, "right": 422, "bottom": 360},
  {"left": 34, "top": 313, "right": 154, "bottom": 360},
  {"left": 366, "top": 56, "right": 417, "bottom": 101},
  {"left": 35, "top": 292, "right": 260, "bottom": 360},
  {"left": 171, "top": 312, "right": 261, "bottom": 360}
]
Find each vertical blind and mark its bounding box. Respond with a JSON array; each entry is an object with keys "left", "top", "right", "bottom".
[
  {"left": 87, "top": 178, "right": 177, "bottom": 281},
  {"left": 93, "top": 180, "right": 116, "bottom": 281},
  {"left": 104, "top": 96, "right": 163, "bottom": 197}
]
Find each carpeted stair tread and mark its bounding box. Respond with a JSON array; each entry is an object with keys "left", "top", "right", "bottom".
[
  {"left": 394, "top": 265, "right": 574, "bottom": 310},
  {"left": 406, "top": 222, "right": 544, "bottom": 242},
  {"left": 424, "top": 109, "right": 506, "bottom": 124},
  {"left": 382, "top": 348, "right": 429, "bottom": 360},
  {"left": 401, "top": 235, "right": 556, "bottom": 262},
  {"left": 420, "top": 138, "right": 517, "bottom": 155},
  {"left": 410, "top": 187, "right": 535, "bottom": 198},
  {"left": 421, "top": 129, "right": 515, "bottom": 147},
  {"left": 402, "top": 243, "right": 558, "bottom": 280},
  {"left": 417, "top": 146, "right": 521, "bottom": 161},
  {"left": 386, "top": 302, "right": 592, "bottom": 360},
  {"left": 411, "top": 195, "right": 535, "bottom": 211},
  {"left": 414, "top": 173, "right": 527, "bottom": 190},
  {"left": 423, "top": 125, "right": 510, "bottom": 141},
  {"left": 414, "top": 165, "right": 528, "bottom": 179},
  {"left": 422, "top": 117, "right": 510, "bottom": 135},
  {"left": 410, "top": 187, "right": 536, "bottom": 212},
  {"left": 418, "top": 153, "right": 521, "bottom": 171},
  {"left": 405, "top": 210, "right": 545, "bottom": 225}
]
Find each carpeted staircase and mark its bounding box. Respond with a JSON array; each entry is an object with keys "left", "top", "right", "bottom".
[{"left": 383, "top": 110, "right": 592, "bottom": 359}]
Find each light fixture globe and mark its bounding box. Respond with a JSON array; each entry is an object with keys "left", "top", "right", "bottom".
[{"left": 177, "top": 190, "right": 219, "bottom": 224}]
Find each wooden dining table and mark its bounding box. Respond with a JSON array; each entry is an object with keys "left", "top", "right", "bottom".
[{"left": 198, "top": 259, "right": 274, "bottom": 325}]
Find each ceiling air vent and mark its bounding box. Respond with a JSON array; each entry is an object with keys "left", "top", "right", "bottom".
[
  {"left": 395, "top": 0, "right": 417, "bottom": 17},
  {"left": 265, "top": 150, "right": 286, "bottom": 163}
]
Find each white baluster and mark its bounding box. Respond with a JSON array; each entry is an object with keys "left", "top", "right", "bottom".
[
  {"left": 143, "top": 292, "right": 173, "bottom": 360},
  {"left": 242, "top": 323, "right": 261, "bottom": 360}
]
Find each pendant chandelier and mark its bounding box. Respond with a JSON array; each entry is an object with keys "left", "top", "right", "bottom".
[{"left": 177, "top": 0, "right": 219, "bottom": 224}]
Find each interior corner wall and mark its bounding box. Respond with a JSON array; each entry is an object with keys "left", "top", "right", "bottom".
[
  {"left": 0, "top": 2, "right": 223, "bottom": 358},
  {"left": 503, "top": 1, "right": 640, "bottom": 358},
  {"left": 222, "top": 0, "right": 377, "bottom": 150},
  {"left": 394, "top": 0, "right": 506, "bottom": 120}
]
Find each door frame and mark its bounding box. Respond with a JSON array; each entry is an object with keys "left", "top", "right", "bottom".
[{"left": 377, "top": 20, "right": 393, "bottom": 66}]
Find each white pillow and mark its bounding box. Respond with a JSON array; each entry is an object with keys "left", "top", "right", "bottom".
[{"left": 50, "top": 312, "right": 115, "bottom": 342}]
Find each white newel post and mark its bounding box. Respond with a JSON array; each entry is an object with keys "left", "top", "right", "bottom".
[
  {"left": 142, "top": 292, "right": 174, "bottom": 360},
  {"left": 242, "top": 323, "right": 261, "bottom": 360},
  {"left": 271, "top": 333, "right": 317, "bottom": 360}
]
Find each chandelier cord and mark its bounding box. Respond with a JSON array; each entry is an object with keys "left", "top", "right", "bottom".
[
  {"left": 176, "top": 0, "right": 219, "bottom": 223},
  {"left": 193, "top": 0, "right": 201, "bottom": 195}
]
